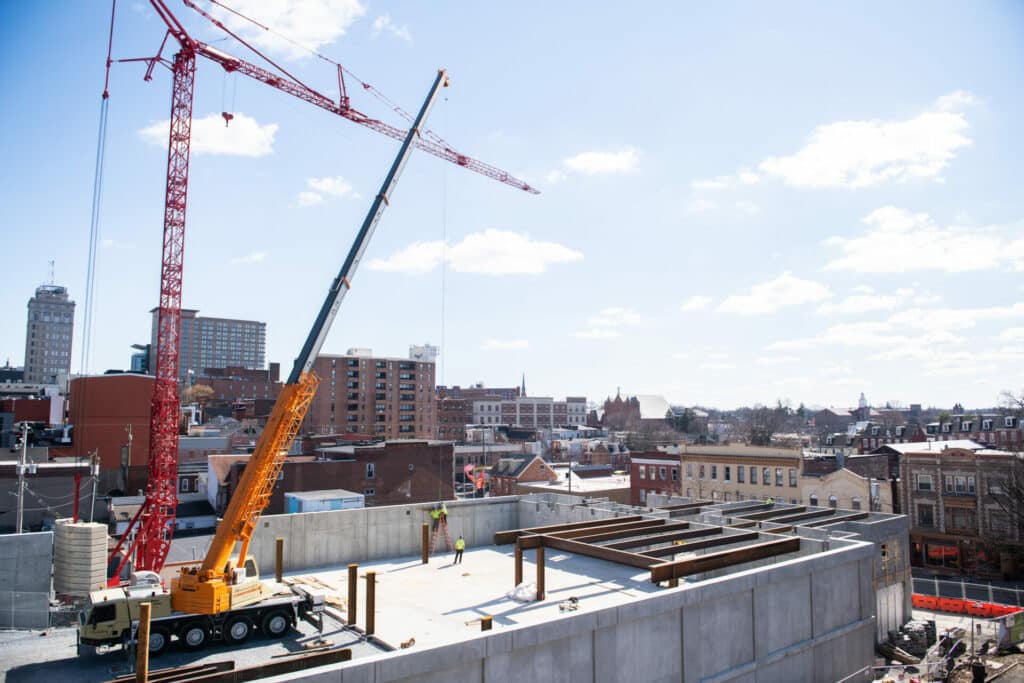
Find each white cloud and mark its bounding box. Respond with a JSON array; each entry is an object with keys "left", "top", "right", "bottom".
[
  {"left": 680, "top": 295, "right": 712, "bottom": 312},
  {"left": 307, "top": 176, "right": 355, "bottom": 197},
  {"left": 371, "top": 14, "right": 412, "bottom": 41},
  {"left": 100, "top": 238, "right": 132, "bottom": 249},
  {"left": 573, "top": 329, "right": 621, "bottom": 340},
  {"left": 230, "top": 251, "right": 268, "bottom": 265},
  {"left": 997, "top": 327, "right": 1024, "bottom": 343},
  {"left": 718, "top": 272, "right": 831, "bottom": 315},
  {"left": 735, "top": 201, "right": 760, "bottom": 215},
  {"left": 140, "top": 113, "right": 278, "bottom": 157},
  {"left": 816, "top": 287, "right": 916, "bottom": 315},
  {"left": 298, "top": 191, "right": 324, "bottom": 207},
  {"left": 211, "top": 0, "right": 367, "bottom": 59},
  {"left": 551, "top": 147, "right": 640, "bottom": 181},
  {"left": 737, "top": 168, "right": 760, "bottom": 184},
  {"left": 756, "top": 355, "right": 800, "bottom": 365},
  {"left": 706, "top": 352, "right": 729, "bottom": 361},
  {"left": 691, "top": 176, "right": 730, "bottom": 191},
  {"left": 699, "top": 362, "right": 736, "bottom": 370},
  {"left": 825, "top": 207, "right": 1024, "bottom": 273},
  {"left": 759, "top": 91, "right": 974, "bottom": 188},
  {"left": 685, "top": 198, "right": 715, "bottom": 213},
  {"left": 367, "top": 230, "right": 582, "bottom": 276},
  {"left": 481, "top": 339, "right": 528, "bottom": 350},
  {"left": 671, "top": 352, "right": 689, "bottom": 360}
]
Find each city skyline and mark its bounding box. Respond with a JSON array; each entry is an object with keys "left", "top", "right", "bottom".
[{"left": 1, "top": 2, "right": 1022, "bottom": 409}]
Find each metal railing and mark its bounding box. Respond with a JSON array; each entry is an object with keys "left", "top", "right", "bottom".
[{"left": 913, "top": 576, "right": 1024, "bottom": 607}]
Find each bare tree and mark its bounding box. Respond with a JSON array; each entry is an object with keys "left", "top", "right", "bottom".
[
  {"left": 991, "top": 390, "right": 1024, "bottom": 534},
  {"left": 748, "top": 402, "right": 786, "bottom": 446}
]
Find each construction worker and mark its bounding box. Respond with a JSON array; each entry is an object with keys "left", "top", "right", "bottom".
[
  {"left": 429, "top": 504, "right": 441, "bottom": 530},
  {"left": 454, "top": 535, "right": 465, "bottom": 564},
  {"left": 439, "top": 502, "right": 448, "bottom": 524},
  {"left": 766, "top": 496, "right": 775, "bottom": 505}
]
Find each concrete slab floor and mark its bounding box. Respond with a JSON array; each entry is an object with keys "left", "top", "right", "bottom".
[{"left": 311, "top": 545, "right": 668, "bottom": 650}]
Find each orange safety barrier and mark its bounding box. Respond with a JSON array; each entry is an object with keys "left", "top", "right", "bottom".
[{"left": 914, "top": 594, "right": 1024, "bottom": 618}]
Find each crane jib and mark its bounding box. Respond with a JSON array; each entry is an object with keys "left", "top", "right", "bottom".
[{"left": 287, "top": 69, "right": 449, "bottom": 385}]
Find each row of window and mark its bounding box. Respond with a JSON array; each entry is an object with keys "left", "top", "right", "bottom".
[
  {"left": 637, "top": 464, "right": 679, "bottom": 482},
  {"left": 915, "top": 473, "right": 992, "bottom": 495},
  {"left": 685, "top": 463, "right": 798, "bottom": 488}
]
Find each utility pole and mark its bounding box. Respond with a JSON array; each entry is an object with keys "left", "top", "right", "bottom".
[
  {"left": 89, "top": 450, "right": 100, "bottom": 523},
  {"left": 16, "top": 423, "right": 28, "bottom": 533}
]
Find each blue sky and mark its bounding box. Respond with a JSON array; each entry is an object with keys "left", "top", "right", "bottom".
[{"left": 1, "top": 1, "right": 1022, "bottom": 410}]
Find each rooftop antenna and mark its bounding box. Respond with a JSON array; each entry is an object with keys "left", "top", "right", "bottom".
[{"left": 48, "top": 260, "right": 55, "bottom": 285}]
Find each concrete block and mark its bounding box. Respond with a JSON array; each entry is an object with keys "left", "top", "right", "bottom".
[
  {"left": 811, "top": 561, "right": 859, "bottom": 636},
  {"left": 373, "top": 639, "right": 486, "bottom": 682},
  {"left": 754, "top": 648, "right": 812, "bottom": 683},
  {"left": 752, "top": 575, "right": 811, "bottom": 659}
]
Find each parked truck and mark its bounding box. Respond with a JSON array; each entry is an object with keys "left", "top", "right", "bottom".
[{"left": 78, "top": 567, "right": 324, "bottom": 655}]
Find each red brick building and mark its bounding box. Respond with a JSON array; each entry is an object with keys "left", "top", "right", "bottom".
[
  {"left": 220, "top": 439, "right": 453, "bottom": 513},
  {"left": 304, "top": 353, "right": 436, "bottom": 440},
  {"left": 490, "top": 455, "right": 557, "bottom": 496},
  {"left": 54, "top": 374, "right": 154, "bottom": 494},
  {"left": 437, "top": 396, "right": 471, "bottom": 441},
  {"left": 629, "top": 452, "right": 681, "bottom": 506}
]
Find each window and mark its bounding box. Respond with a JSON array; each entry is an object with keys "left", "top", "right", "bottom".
[
  {"left": 990, "top": 511, "right": 1010, "bottom": 537},
  {"left": 788, "top": 469, "right": 797, "bottom": 487},
  {"left": 750, "top": 467, "right": 757, "bottom": 484},
  {"left": 638, "top": 466, "right": 645, "bottom": 479},
  {"left": 699, "top": 465, "right": 705, "bottom": 479},
  {"left": 1006, "top": 416, "right": 1017, "bottom": 428},
  {"left": 828, "top": 495, "right": 838, "bottom": 508},
  {"left": 945, "top": 507, "right": 976, "bottom": 531},
  {"left": 363, "top": 488, "right": 375, "bottom": 496},
  {"left": 737, "top": 467, "right": 745, "bottom": 483},
  {"left": 366, "top": 463, "right": 375, "bottom": 479},
  {"left": 724, "top": 466, "right": 731, "bottom": 482},
  {"left": 917, "top": 504, "right": 934, "bottom": 528},
  {"left": 763, "top": 468, "right": 771, "bottom": 486},
  {"left": 982, "top": 419, "right": 992, "bottom": 431},
  {"left": 671, "top": 468, "right": 678, "bottom": 482},
  {"left": 711, "top": 465, "right": 718, "bottom": 481},
  {"left": 916, "top": 474, "right": 933, "bottom": 492},
  {"left": 941, "top": 423, "right": 951, "bottom": 433},
  {"left": 686, "top": 463, "right": 693, "bottom": 479},
  {"left": 809, "top": 494, "right": 819, "bottom": 506},
  {"left": 179, "top": 478, "right": 191, "bottom": 493},
  {"left": 88, "top": 603, "right": 117, "bottom": 625},
  {"left": 775, "top": 468, "right": 783, "bottom": 486},
  {"left": 851, "top": 497, "right": 862, "bottom": 510},
  {"left": 659, "top": 467, "right": 667, "bottom": 481}
]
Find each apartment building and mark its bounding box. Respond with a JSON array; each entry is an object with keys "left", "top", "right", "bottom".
[
  {"left": 24, "top": 284, "right": 75, "bottom": 386},
  {"left": 924, "top": 414, "right": 1023, "bottom": 452},
  {"left": 304, "top": 350, "right": 436, "bottom": 440},
  {"left": 437, "top": 396, "right": 471, "bottom": 441},
  {"left": 899, "top": 443, "right": 1023, "bottom": 579},
  {"left": 499, "top": 396, "right": 587, "bottom": 429},
  {"left": 678, "top": 446, "right": 803, "bottom": 504},
  {"left": 630, "top": 451, "right": 681, "bottom": 505},
  {"left": 150, "top": 308, "right": 266, "bottom": 382}
]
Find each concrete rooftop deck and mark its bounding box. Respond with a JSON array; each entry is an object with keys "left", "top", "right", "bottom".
[{"left": 308, "top": 545, "right": 664, "bottom": 650}]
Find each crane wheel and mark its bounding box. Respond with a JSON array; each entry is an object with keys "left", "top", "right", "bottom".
[
  {"left": 148, "top": 626, "right": 170, "bottom": 656},
  {"left": 224, "top": 615, "right": 254, "bottom": 644},
  {"left": 261, "top": 610, "right": 290, "bottom": 638},
  {"left": 180, "top": 620, "right": 210, "bottom": 651}
]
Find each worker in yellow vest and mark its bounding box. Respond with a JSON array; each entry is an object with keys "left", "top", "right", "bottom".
[
  {"left": 454, "top": 535, "right": 465, "bottom": 564},
  {"left": 429, "top": 505, "right": 441, "bottom": 530}
]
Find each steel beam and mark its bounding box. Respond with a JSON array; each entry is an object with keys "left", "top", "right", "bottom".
[
  {"left": 769, "top": 508, "right": 838, "bottom": 524},
  {"left": 719, "top": 502, "right": 772, "bottom": 515},
  {"left": 728, "top": 520, "right": 758, "bottom": 529},
  {"left": 641, "top": 531, "right": 759, "bottom": 557},
  {"left": 560, "top": 519, "right": 681, "bottom": 543},
  {"left": 737, "top": 506, "right": 806, "bottom": 521},
  {"left": 656, "top": 501, "right": 710, "bottom": 511},
  {"left": 540, "top": 535, "right": 659, "bottom": 569},
  {"left": 604, "top": 526, "right": 720, "bottom": 550},
  {"left": 804, "top": 511, "right": 869, "bottom": 527},
  {"left": 494, "top": 515, "right": 644, "bottom": 545},
  {"left": 649, "top": 537, "right": 801, "bottom": 582}
]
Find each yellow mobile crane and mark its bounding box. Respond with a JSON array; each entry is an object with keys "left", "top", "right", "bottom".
[{"left": 80, "top": 70, "right": 449, "bottom": 654}]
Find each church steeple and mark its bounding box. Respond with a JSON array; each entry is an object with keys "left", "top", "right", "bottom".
[{"left": 521, "top": 372, "right": 526, "bottom": 397}]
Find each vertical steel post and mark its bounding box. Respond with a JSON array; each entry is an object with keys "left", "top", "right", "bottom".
[
  {"left": 421, "top": 523, "right": 429, "bottom": 564},
  {"left": 365, "top": 571, "right": 376, "bottom": 635},
  {"left": 136, "top": 601, "right": 151, "bottom": 683},
  {"left": 514, "top": 539, "right": 523, "bottom": 586},
  {"left": 275, "top": 537, "right": 284, "bottom": 582},
  {"left": 347, "top": 564, "right": 357, "bottom": 625},
  {"left": 481, "top": 615, "right": 492, "bottom": 631},
  {"left": 15, "top": 423, "right": 27, "bottom": 534},
  {"left": 536, "top": 546, "right": 545, "bottom": 601}
]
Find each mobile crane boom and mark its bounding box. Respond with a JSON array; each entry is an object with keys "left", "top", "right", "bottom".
[{"left": 172, "top": 69, "right": 449, "bottom": 615}]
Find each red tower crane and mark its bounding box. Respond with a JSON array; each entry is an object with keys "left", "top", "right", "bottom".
[{"left": 108, "top": 0, "right": 537, "bottom": 582}]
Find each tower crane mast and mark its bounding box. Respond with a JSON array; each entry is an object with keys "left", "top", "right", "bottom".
[{"left": 108, "top": 0, "right": 536, "bottom": 583}]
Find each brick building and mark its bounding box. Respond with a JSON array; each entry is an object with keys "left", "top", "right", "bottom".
[
  {"left": 899, "top": 444, "right": 1023, "bottom": 579},
  {"left": 629, "top": 452, "right": 681, "bottom": 505},
  {"left": 201, "top": 363, "right": 282, "bottom": 403},
  {"left": 489, "top": 455, "right": 557, "bottom": 496},
  {"left": 437, "top": 396, "right": 471, "bottom": 441},
  {"left": 217, "top": 440, "right": 453, "bottom": 513},
  {"left": 677, "top": 446, "right": 803, "bottom": 504},
  {"left": 53, "top": 374, "right": 154, "bottom": 494},
  {"left": 150, "top": 308, "right": 266, "bottom": 383},
  {"left": 24, "top": 284, "right": 75, "bottom": 386},
  {"left": 304, "top": 351, "right": 436, "bottom": 439}
]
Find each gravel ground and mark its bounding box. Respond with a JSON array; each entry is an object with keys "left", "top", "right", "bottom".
[{"left": 0, "top": 611, "right": 383, "bottom": 683}]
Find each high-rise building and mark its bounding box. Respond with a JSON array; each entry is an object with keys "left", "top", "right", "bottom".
[
  {"left": 149, "top": 308, "right": 266, "bottom": 382},
  {"left": 24, "top": 284, "right": 75, "bottom": 386},
  {"left": 304, "top": 349, "right": 437, "bottom": 440}
]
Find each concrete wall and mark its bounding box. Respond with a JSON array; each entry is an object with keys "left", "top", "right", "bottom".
[
  {"left": 0, "top": 532, "right": 52, "bottom": 629},
  {"left": 292, "top": 530, "right": 878, "bottom": 683},
  {"left": 247, "top": 497, "right": 519, "bottom": 574}
]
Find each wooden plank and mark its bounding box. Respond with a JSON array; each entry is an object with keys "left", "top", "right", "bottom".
[
  {"left": 556, "top": 519, "right": 677, "bottom": 542},
  {"left": 494, "top": 515, "right": 643, "bottom": 545},
  {"left": 769, "top": 509, "right": 837, "bottom": 524},
  {"left": 803, "top": 511, "right": 869, "bottom": 527},
  {"left": 641, "top": 531, "right": 760, "bottom": 558},
  {"left": 181, "top": 649, "right": 353, "bottom": 683},
  {"left": 604, "top": 526, "right": 720, "bottom": 550},
  {"left": 649, "top": 537, "right": 801, "bottom": 582},
  {"left": 107, "top": 662, "right": 234, "bottom": 683},
  {"left": 540, "top": 535, "right": 658, "bottom": 569},
  {"left": 736, "top": 506, "right": 806, "bottom": 521}
]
